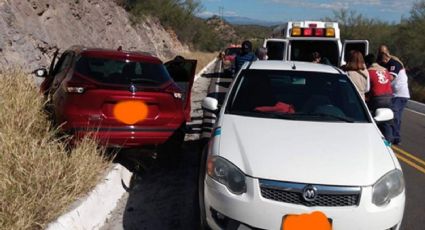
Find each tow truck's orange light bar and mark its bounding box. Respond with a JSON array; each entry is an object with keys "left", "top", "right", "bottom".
[
  {"left": 326, "top": 28, "right": 335, "bottom": 37},
  {"left": 291, "top": 27, "right": 335, "bottom": 37},
  {"left": 292, "top": 27, "right": 302, "bottom": 36}
]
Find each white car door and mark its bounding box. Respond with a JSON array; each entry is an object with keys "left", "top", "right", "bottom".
[{"left": 340, "top": 40, "right": 369, "bottom": 66}]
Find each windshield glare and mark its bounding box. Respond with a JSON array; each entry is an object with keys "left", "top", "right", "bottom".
[{"left": 227, "top": 70, "right": 370, "bottom": 123}]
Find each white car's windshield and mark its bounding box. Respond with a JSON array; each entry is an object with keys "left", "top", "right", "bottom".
[{"left": 226, "top": 69, "right": 370, "bottom": 123}]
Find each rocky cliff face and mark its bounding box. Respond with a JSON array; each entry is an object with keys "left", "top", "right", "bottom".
[
  {"left": 0, "top": 0, "right": 187, "bottom": 72},
  {"left": 206, "top": 16, "right": 239, "bottom": 45}
]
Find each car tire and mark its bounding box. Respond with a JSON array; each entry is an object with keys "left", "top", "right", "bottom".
[
  {"left": 160, "top": 124, "right": 186, "bottom": 160},
  {"left": 198, "top": 145, "right": 210, "bottom": 230}
]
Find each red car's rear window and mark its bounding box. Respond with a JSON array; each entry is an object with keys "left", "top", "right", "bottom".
[
  {"left": 225, "top": 47, "right": 241, "bottom": 56},
  {"left": 75, "top": 56, "right": 172, "bottom": 86}
]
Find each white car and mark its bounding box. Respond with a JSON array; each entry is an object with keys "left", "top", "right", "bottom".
[{"left": 199, "top": 61, "right": 405, "bottom": 230}]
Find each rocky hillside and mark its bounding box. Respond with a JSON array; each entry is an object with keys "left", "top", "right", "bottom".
[
  {"left": 206, "top": 16, "right": 239, "bottom": 45},
  {"left": 0, "top": 0, "right": 187, "bottom": 72}
]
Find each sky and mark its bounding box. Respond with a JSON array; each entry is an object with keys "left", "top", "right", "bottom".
[{"left": 199, "top": 0, "right": 418, "bottom": 23}]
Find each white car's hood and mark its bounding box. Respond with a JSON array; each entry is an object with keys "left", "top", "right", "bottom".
[{"left": 218, "top": 115, "right": 396, "bottom": 186}]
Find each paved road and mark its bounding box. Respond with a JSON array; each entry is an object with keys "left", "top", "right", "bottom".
[
  {"left": 102, "top": 60, "right": 424, "bottom": 230},
  {"left": 394, "top": 109, "right": 425, "bottom": 230},
  {"left": 101, "top": 61, "right": 218, "bottom": 230}
]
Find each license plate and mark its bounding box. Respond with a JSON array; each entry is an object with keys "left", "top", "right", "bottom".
[{"left": 281, "top": 212, "right": 332, "bottom": 230}]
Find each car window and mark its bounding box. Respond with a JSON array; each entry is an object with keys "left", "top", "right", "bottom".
[
  {"left": 227, "top": 69, "right": 370, "bottom": 123},
  {"left": 267, "top": 41, "right": 286, "bottom": 60},
  {"left": 290, "top": 40, "right": 339, "bottom": 66},
  {"left": 225, "top": 48, "right": 241, "bottom": 56},
  {"left": 75, "top": 56, "right": 172, "bottom": 86}
]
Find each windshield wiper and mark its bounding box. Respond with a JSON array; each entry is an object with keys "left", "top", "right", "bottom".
[
  {"left": 307, "top": 113, "right": 355, "bottom": 123},
  {"left": 129, "top": 78, "right": 160, "bottom": 84}
]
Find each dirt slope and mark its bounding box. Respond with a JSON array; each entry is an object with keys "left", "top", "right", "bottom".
[{"left": 0, "top": 0, "right": 186, "bottom": 71}]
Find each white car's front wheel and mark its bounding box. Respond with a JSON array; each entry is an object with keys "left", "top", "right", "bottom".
[{"left": 198, "top": 145, "right": 210, "bottom": 230}]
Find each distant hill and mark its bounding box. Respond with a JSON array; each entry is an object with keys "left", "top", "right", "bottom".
[
  {"left": 223, "top": 16, "right": 283, "bottom": 26},
  {"left": 204, "top": 16, "right": 274, "bottom": 48}
]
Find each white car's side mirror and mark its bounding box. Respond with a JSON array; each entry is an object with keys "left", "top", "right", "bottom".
[
  {"left": 202, "top": 97, "right": 219, "bottom": 113},
  {"left": 374, "top": 108, "right": 394, "bottom": 122}
]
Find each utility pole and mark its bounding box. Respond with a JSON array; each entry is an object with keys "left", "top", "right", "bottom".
[{"left": 219, "top": 6, "right": 224, "bottom": 20}]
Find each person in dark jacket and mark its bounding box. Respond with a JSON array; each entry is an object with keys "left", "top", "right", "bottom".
[{"left": 234, "top": 40, "right": 257, "bottom": 75}]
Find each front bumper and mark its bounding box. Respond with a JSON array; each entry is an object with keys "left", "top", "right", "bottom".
[{"left": 204, "top": 176, "right": 405, "bottom": 230}]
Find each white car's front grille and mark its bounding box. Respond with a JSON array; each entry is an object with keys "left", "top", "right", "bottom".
[{"left": 259, "top": 179, "right": 361, "bottom": 207}]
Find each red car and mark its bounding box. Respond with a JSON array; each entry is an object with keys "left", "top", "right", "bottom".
[
  {"left": 35, "top": 46, "right": 196, "bottom": 149},
  {"left": 224, "top": 46, "right": 241, "bottom": 61},
  {"left": 222, "top": 45, "right": 241, "bottom": 71}
]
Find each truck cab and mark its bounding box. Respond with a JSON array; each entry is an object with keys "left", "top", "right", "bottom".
[{"left": 264, "top": 21, "right": 369, "bottom": 67}]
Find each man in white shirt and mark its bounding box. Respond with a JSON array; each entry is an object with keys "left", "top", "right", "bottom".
[{"left": 378, "top": 45, "right": 410, "bottom": 145}]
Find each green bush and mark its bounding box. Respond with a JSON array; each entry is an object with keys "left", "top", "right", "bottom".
[{"left": 127, "top": 0, "right": 224, "bottom": 51}]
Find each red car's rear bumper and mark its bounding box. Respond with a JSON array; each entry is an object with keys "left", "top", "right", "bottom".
[{"left": 70, "top": 126, "right": 178, "bottom": 148}]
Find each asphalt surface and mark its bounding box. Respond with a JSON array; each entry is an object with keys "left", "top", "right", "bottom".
[
  {"left": 101, "top": 61, "right": 216, "bottom": 230},
  {"left": 101, "top": 60, "right": 424, "bottom": 230},
  {"left": 394, "top": 109, "right": 425, "bottom": 229}
]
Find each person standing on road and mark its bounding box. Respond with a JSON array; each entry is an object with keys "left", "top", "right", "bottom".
[
  {"left": 344, "top": 51, "right": 370, "bottom": 101},
  {"left": 364, "top": 54, "right": 394, "bottom": 142},
  {"left": 378, "top": 45, "right": 410, "bottom": 145},
  {"left": 234, "top": 40, "right": 257, "bottom": 75},
  {"left": 255, "top": 47, "right": 268, "bottom": 60}
]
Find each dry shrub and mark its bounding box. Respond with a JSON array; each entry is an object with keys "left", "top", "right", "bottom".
[
  {"left": 183, "top": 51, "right": 218, "bottom": 74},
  {"left": 0, "top": 70, "right": 110, "bottom": 230}
]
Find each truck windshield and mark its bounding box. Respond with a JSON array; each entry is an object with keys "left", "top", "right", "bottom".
[
  {"left": 227, "top": 69, "right": 370, "bottom": 123},
  {"left": 290, "top": 40, "right": 339, "bottom": 66}
]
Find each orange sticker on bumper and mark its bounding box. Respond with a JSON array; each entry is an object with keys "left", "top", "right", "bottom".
[
  {"left": 282, "top": 211, "right": 332, "bottom": 230},
  {"left": 113, "top": 101, "right": 148, "bottom": 125}
]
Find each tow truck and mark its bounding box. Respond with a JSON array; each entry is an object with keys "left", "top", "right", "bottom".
[{"left": 264, "top": 21, "right": 369, "bottom": 66}]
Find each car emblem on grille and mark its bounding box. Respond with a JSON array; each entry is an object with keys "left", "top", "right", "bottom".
[
  {"left": 129, "top": 84, "right": 137, "bottom": 93},
  {"left": 302, "top": 185, "right": 318, "bottom": 202}
]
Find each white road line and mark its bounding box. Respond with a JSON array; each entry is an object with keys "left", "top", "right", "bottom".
[
  {"left": 406, "top": 108, "right": 425, "bottom": 117},
  {"left": 194, "top": 58, "right": 218, "bottom": 81},
  {"left": 214, "top": 60, "right": 222, "bottom": 93}
]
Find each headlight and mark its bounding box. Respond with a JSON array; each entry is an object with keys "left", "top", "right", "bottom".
[
  {"left": 372, "top": 169, "right": 405, "bottom": 206},
  {"left": 207, "top": 156, "right": 247, "bottom": 194}
]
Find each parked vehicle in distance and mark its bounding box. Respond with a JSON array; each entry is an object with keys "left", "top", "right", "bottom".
[
  {"left": 221, "top": 44, "right": 241, "bottom": 73},
  {"left": 265, "top": 21, "right": 369, "bottom": 66},
  {"left": 35, "top": 46, "right": 197, "bottom": 149},
  {"left": 199, "top": 61, "right": 405, "bottom": 230}
]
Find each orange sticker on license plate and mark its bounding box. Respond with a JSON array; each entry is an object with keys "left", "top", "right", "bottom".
[{"left": 282, "top": 211, "right": 332, "bottom": 230}]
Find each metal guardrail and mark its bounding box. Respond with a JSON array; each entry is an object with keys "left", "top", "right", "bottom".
[{"left": 407, "top": 100, "right": 425, "bottom": 114}]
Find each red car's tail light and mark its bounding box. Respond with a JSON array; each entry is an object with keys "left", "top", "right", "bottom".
[
  {"left": 165, "top": 83, "right": 183, "bottom": 99},
  {"left": 65, "top": 86, "right": 86, "bottom": 93},
  {"left": 64, "top": 75, "right": 97, "bottom": 94}
]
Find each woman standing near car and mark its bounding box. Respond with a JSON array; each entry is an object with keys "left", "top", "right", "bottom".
[{"left": 344, "top": 50, "right": 370, "bottom": 100}]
